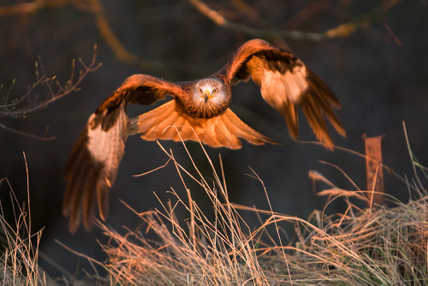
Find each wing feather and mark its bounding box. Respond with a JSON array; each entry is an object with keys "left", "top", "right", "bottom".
[
  {"left": 213, "top": 118, "right": 238, "bottom": 148},
  {"left": 165, "top": 115, "right": 186, "bottom": 140},
  {"left": 282, "top": 102, "right": 299, "bottom": 138},
  {"left": 177, "top": 119, "right": 200, "bottom": 142},
  {"left": 80, "top": 163, "right": 98, "bottom": 230},
  {"left": 64, "top": 74, "right": 188, "bottom": 232},
  {"left": 223, "top": 38, "right": 345, "bottom": 148},
  {"left": 201, "top": 119, "right": 222, "bottom": 148},
  {"left": 217, "top": 117, "right": 242, "bottom": 149},
  {"left": 65, "top": 150, "right": 90, "bottom": 229},
  {"left": 144, "top": 108, "right": 179, "bottom": 140},
  {"left": 300, "top": 95, "right": 332, "bottom": 148},
  {"left": 156, "top": 111, "right": 182, "bottom": 140},
  {"left": 221, "top": 109, "right": 275, "bottom": 146},
  {"left": 64, "top": 106, "right": 127, "bottom": 233}
]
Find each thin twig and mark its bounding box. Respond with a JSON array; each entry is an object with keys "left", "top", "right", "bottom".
[
  {"left": 0, "top": 122, "right": 55, "bottom": 141},
  {"left": 0, "top": 0, "right": 44, "bottom": 16},
  {"left": 89, "top": 0, "right": 137, "bottom": 64},
  {"left": 189, "top": 0, "right": 401, "bottom": 42},
  {"left": 0, "top": 46, "right": 100, "bottom": 140},
  {"left": 189, "top": 0, "right": 325, "bottom": 42},
  {"left": 0, "top": 0, "right": 170, "bottom": 72},
  {"left": 0, "top": 46, "right": 101, "bottom": 118}
]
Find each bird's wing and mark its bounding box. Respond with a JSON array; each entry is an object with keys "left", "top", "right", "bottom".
[
  {"left": 64, "top": 74, "right": 186, "bottom": 232},
  {"left": 222, "top": 38, "right": 345, "bottom": 149},
  {"left": 129, "top": 100, "right": 275, "bottom": 149}
]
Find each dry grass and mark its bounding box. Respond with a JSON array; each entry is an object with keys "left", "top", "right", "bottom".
[
  {"left": 0, "top": 153, "right": 46, "bottom": 286},
  {"left": 99, "top": 141, "right": 427, "bottom": 286},
  {"left": 271, "top": 194, "right": 427, "bottom": 285},
  {"left": 0, "top": 143, "right": 425, "bottom": 285}
]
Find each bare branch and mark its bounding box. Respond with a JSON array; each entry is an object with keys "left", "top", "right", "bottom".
[
  {"left": 188, "top": 0, "right": 325, "bottom": 42},
  {"left": 188, "top": 0, "right": 325, "bottom": 41},
  {"left": 86, "top": 0, "right": 176, "bottom": 71},
  {"left": 0, "top": 45, "right": 101, "bottom": 118},
  {"left": 0, "top": 0, "right": 178, "bottom": 72},
  {"left": 189, "top": 0, "right": 402, "bottom": 42},
  {"left": 324, "top": 5, "right": 395, "bottom": 38},
  {"left": 0, "top": 1, "right": 42, "bottom": 16},
  {"left": 0, "top": 45, "right": 101, "bottom": 141},
  {"left": 230, "top": 0, "right": 262, "bottom": 23},
  {"left": 87, "top": 0, "right": 137, "bottom": 64},
  {"left": 0, "top": 122, "right": 55, "bottom": 141},
  {"left": 0, "top": 0, "right": 72, "bottom": 16}
]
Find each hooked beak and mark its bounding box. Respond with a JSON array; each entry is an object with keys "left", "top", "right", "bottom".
[{"left": 202, "top": 89, "right": 213, "bottom": 103}]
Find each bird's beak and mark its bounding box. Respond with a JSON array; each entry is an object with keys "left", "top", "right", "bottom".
[{"left": 202, "top": 90, "right": 212, "bottom": 103}]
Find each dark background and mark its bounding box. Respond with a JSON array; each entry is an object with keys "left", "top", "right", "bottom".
[{"left": 1, "top": 0, "right": 427, "bottom": 279}]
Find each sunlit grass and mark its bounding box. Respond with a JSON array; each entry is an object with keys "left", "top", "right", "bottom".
[
  {"left": 99, "top": 141, "right": 427, "bottom": 285},
  {"left": 0, "top": 153, "right": 46, "bottom": 286},
  {"left": 1, "top": 143, "right": 426, "bottom": 285}
]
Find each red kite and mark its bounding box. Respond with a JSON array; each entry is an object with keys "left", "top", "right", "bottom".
[{"left": 63, "top": 39, "right": 345, "bottom": 232}]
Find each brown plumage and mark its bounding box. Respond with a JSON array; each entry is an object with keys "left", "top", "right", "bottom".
[{"left": 63, "top": 38, "right": 346, "bottom": 232}]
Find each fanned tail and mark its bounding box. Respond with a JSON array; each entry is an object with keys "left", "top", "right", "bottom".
[{"left": 128, "top": 100, "right": 276, "bottom": 149}]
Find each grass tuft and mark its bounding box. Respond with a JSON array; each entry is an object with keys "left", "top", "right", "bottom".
[
  {"left": 0, "top": 157, "right": 46, "bottom": 286},
  {"left": 99, "top": 141, "right": 427, "bottom": 285}
]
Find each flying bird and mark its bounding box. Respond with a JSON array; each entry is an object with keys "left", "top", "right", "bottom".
[{"left": 63, "top": 39, "right": 346, "bottom": 232}]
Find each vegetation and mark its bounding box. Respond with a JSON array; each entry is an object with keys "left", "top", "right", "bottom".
[
  {"left": 1, "top": 145, "right": 426, "bottom": 285},
  {"left": 0, "top": 155, "right": 46, "bottom": 286},
  {"left": 99, "top": 142, "right": 427, "bottom": 285},
  {"left": 1, "top": 1, "right": 425, "bottom": 285}
]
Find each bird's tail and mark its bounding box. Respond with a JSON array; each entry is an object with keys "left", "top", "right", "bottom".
[
  {"left": 63, "top": 103, "right": 128, "bottom": 233},
  {"left": 128, "top": 100, "right": 275, "bottom": 149}
]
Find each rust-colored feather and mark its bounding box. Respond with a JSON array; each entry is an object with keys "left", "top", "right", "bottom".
[
  {"left": 282, "top": 102, "right": 299, "bottom": 139},
  {"left": 64, "top": 74, "right": 189, "bottom": 232},
  {"left": 129, "top": 100, "right": 275, "bottom": 149},
  {"left": 221, "top": 109, "right": 275, "bottom": 146},
  {"left": 64, "top": 104, "right": 127, "bottom": 233},
  {"left": 222, "top": 38, "right": 345, "bottom": 148}
]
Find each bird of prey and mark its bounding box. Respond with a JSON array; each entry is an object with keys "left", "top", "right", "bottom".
[{"left": 63, "top": 38, "right": 345, "bottom": 232}]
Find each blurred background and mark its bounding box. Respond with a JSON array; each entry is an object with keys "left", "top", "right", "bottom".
[{"left": 1, "top": 0, "right": 427, "bottom": 280}]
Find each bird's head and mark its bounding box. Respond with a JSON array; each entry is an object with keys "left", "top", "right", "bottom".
[{"left": 193, "top": 78, "right": 227, "bottom": 106}]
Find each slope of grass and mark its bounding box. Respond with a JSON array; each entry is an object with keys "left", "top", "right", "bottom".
[{"left": 99, "top": 143, "right": 427, "bottom": 286}]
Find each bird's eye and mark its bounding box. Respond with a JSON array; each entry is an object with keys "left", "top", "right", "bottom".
[
  {"left": 199, "top": 88, "right": 203, "bottom": 93},
  {"left": 213, "top": 88, "right": 217, "bottom": 93}
]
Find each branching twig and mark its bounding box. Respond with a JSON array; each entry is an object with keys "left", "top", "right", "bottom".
[
  {"left": 0, "top": 0, "right": 174, "bottom": 72},
  {"left": 86, "top": 0, "right": 169, "bottom": 71},
  {"left": 189, "top": 0, "right": 325, "bottom": 41},
  {"left": 324, "top": 3, "right": 400, "bottom": 38},
  {"left": 2, "top": 0, "right": 403, "bottom": 73},
  {"left": 0, "top": 1, "right": 41, "bottom": 16},
  {"left": 87, "top": 0, "right": 137, "bottom": 64},
  {"left": 189, "top": 0, "right": 402, "bottom": 42},
  {"left": 0, "top": 45, "right": 101, "bottom": 118},
  {"left": 0, "top": 122, "right": 55, "bottom": 141},
  {"left": 0, "top": 0, "right": 81, "bottom": 16},
  {"left": 0, "top": 45, "right": 101, "bottom": 140}
]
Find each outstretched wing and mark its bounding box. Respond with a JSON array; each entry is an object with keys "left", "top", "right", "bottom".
[
  {"left": 223, "top": 38, "right": 345, "bottom": 149},
  {"left": 64, "top": 74, "right": 186, "bottom": 232},
  {"left": 64, "top": 104, "right": 128, "bottom": 233},
  {"left": 128, "top": 100, "right": 275, "bottom": 149}
]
